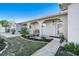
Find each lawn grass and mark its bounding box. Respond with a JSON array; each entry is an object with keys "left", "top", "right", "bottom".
[{"left": 0, "top": 37, "right": 47, "bottom": 56}]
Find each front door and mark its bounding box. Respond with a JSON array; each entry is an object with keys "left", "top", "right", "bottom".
[{"left": 56, "top": 22, "right": 64, "bottom": 36}]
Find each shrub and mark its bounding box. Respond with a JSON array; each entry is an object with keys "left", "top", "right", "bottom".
[
  {"left": 64, "top": 42, "right": 79, "bottom": 55},
  {"left": 41, "top": 36, "right": 51, "bottom": 42},
  {"left": 19, "top": 27, "right": 29, "bottom": 38},
  {"left": 64, "top": 44, "right": 69, "bottom": 51},
  {"left": 11, "top": 28, "right": 16, "bottom": 34},
  {"left": 64, "top": 42, "right": 75, "bottom": 52},
  {"left": 41, "top": 36, "right": 46, "bottom": 40},
  {"left": 59, "top": 34, "right": 65, "bottom": 43},
  {"left": 74, "top": 44, "right": 79, "bottom": 55},
  {"left": 68, "top": 43, "right": 75, "bottom": 52},
  {"left": 6, "top": 28, "right": 10, "bottom": 33}
]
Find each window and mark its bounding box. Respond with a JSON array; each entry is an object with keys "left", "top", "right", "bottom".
[{"left": 33, "top": 29, "right": 40, "bottom": 36}]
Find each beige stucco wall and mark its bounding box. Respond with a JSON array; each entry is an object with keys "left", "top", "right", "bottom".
[
  {"left": 18, "top": 10, "right": 67, "bottom": 39},
  {"left": 60, "top": 15, "right": 68, "bottom": 40},
  {"left": 68, "top": 3, "right": 79, "bottom": 43},
  {"left": 42, "top": 20, "right": 56, "bottom": 37},
  {"left": 25, "top": 14, "right": 67, "bottom": 39},
  {"left": 26, "top": 20, "right": 44, "bottom": 36}
]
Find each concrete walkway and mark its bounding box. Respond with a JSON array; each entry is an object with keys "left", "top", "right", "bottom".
[
  {"left": 0, "top": 32, "right": 20, "bottom": 38},
  {"left": 32, "top": 38, "right": 60, "bottom": 56}
]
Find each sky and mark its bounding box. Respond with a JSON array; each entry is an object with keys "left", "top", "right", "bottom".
[{"left": 0, "top": 3, "right": 60, "bottom": 23}]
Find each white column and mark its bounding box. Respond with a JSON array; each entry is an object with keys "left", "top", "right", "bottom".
[
  {"left": 38, "top": 21, "right": 44, "bottom": 37},
  {"left": 27, "top": 23, "right": 30, "bottom": 29},
  {"left": 60, "top": 15, "right": 68, "bottom": 40},
  {"left": 38, "top": 21, "right": 42, "bottom": 37}
]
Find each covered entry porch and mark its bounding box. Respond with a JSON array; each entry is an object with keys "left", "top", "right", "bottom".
[{"left": 41, "top": 18, "right": 64, "bottom": 39}]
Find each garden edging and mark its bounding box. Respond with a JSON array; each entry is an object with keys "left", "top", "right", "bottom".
[{"left": 21, "top": 36, "right": 48, "bottom": 43}]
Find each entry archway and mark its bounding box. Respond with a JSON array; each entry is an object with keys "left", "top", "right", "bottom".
[
  {"left": 41, "top": 19, "right": 63, "bottom": 37},
  {"left": 29, "top": 21, "right": 40, "bottom": 36}
]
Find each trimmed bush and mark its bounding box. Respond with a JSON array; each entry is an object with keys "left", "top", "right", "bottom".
[
  {"left": 19, "top": 27, "right": 29, "bottom": 38},
  {"left": 29, "top": 36, "right": 51, "bottom": 42},
  {"left": 40, "top": 36, "right": 52, "bottom": 42},
  {"left": 6, "top": 28, "right": 10, "bottom": 33},
  {"left": 11, "top": 28, "right": 16, "bottom": 34},
  {"left": 59, "top": 34, "right": 65, "bottom": 43},
  {"left": 41, "top": 36, "right": 46, "bottom": 40}
]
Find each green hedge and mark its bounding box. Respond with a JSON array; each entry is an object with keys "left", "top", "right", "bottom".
[{"left": 59, "top": 34, "right": 65, "bottom": 43}]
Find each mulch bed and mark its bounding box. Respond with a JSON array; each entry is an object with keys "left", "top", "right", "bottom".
[{"left": 29, "top": 38, "right": 52, "bottom": 42}]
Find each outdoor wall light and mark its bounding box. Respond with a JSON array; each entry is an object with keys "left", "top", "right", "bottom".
[{"left": 42, "top": 23, "right": 46, "bottom": 27}]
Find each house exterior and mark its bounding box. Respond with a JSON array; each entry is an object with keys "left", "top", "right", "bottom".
[
  {"left": 0, "top": 21, "right": 17, "bottom": 33},
  {"left": 16, "top": 3, "right": 79, "bottom": 44},
  {"left": 17, "top": 4, "right": 68, "bottom": 39}
]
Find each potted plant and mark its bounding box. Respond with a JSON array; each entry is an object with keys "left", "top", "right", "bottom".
[{"left": 11, "top": 28, "right": 16, "bottom": 34}]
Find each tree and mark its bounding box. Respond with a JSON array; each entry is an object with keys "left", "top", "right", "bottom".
[{"left": 0, "top": 20, "right": 10, "bottom": 32}]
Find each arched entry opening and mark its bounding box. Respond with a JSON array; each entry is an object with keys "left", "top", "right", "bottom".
[
  {"left": 55, "top": 19, "right": 64, "bottom": 36},
  {"left": 29, "top": 21, "right": 40, "bottom": 37},
  {"left": 41, "top": 19, "right": 64, "bottom": 37}
]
